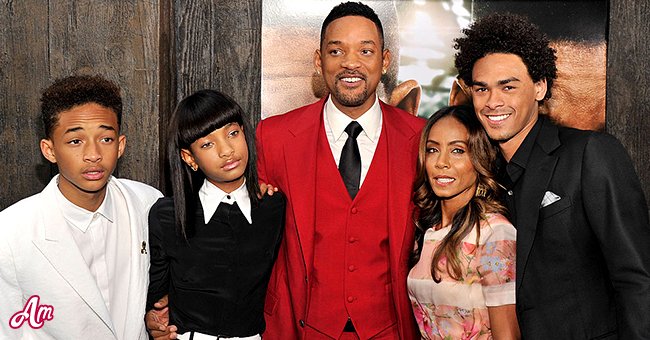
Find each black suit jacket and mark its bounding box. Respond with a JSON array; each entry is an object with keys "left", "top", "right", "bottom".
[{"left": 513, "top": 116, "right": 650, "bottom": 339}]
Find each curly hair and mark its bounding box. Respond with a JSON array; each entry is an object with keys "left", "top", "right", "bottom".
[
  {"left": 41, "top": 75, "right": 122, "bottom": 138},
  {"left": 454, "top": 13, "right": 557, "bottom": 101},
  {"left": 410, "top": 105, "right": 505, "bottom": 281}
]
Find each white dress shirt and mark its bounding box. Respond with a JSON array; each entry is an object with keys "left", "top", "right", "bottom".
[
  {"left": 323, "top": 95, "right": 383, "bottom": 186},
  {"left": 198, "top": 179, "right": 252, "bottom": 224},
  {"left": 56, "top": 180, "right": 131, "bottom": 339}
]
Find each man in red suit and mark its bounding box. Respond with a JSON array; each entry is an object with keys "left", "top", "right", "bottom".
[
  {"left": 257, "top": 2, "right": 424, "bottom": 339},
  {"left": 145, "top": 2, "right": 424, "bottom": 339}
]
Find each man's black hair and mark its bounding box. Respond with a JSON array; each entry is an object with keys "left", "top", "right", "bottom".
[{"left": 320, "top": 1, "right": 385, "bottom": 50}]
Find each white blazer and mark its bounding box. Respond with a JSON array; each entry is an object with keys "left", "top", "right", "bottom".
[{"left": 0, "top": 176, "right": 162, "bottom": 339}]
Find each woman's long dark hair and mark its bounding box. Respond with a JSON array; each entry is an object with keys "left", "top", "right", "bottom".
[
  {"left": 410, "top": 105, "right": 505, "bottom": 282},
  {"left": 167, "top": 89, "right": 260, "bottom": 239}
]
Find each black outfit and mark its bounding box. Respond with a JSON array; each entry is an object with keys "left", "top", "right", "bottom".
[
  {"left": 147, "top": 192, "right": 285, "bottom": 337},
  {"left": 495, "top": 118, "right": 543, "bottom": 224},
  {"left": 499, "top": 115, "right": 650, "bottom": 339}
]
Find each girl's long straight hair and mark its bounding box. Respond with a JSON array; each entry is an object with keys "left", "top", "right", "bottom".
[
  {"left": 166, "top": 89, "right": 260, "bottom": 239},
  {"left": 410, "top": 105, "right": 505, "bottom": 282}
]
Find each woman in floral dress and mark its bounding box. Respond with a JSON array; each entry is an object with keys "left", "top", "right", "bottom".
[{"left": 408, "top": 106, "right": 519, "bottom": 339}]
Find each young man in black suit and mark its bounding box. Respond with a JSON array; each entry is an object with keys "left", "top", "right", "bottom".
[{"left": 454, "top": 13, "right": 650, "bottom": 339}]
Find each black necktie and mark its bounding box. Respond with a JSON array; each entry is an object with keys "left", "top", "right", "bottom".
[{"left": 339, "top": 121, "right": 363, "bottom": 199}]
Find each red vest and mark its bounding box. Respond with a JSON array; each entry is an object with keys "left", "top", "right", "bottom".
[{"left": 306, "top": 120, "right": 397, "bottom": 339}]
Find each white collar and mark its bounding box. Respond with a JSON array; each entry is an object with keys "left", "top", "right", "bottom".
[
  {"left": 324, "top": 95, "right": 382, "bottom": 143},
  {"left": 55, "top": 179, "right": 114, "bottom": 233},
  {"left": 198, "top": 179, "right": 252, "bottom": 224}
]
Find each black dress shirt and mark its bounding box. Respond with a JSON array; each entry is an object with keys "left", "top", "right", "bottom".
[
  {"left": 147, "top": 192, "right": 285, "bottom": 337},
  {"left": 497, "top": 118, "right": 543, "bottom": 226}
]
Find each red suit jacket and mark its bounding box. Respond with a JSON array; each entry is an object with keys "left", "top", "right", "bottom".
[{"left": 256, "top": 98, "right": 425, "bottom": 339}]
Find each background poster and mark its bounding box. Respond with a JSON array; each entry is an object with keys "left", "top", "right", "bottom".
[{"left": 262, "top": 0, "right": 607, "bottom": 130}]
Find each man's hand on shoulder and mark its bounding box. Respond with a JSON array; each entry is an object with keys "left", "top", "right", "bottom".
[{"left": 258, "top": 182, "right": 279, "bottom": 198}]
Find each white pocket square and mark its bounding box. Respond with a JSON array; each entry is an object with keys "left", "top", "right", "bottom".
[{"left": 540, "top": 191, "right": 561, "bottom": 208}]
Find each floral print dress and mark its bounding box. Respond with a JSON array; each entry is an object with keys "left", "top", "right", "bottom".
[{"left": 408, "top": 213, "right": 516, "bottom": 339}]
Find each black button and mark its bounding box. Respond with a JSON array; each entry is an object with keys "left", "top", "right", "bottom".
[
  {"left": 226, "top": 195, "right": 231, "bottom": 199},
  {"left": 299, "top": 319, "right": 305, "bottom": 327}
]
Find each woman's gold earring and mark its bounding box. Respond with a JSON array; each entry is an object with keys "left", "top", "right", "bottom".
[{"left": 475, "top": 183, "right": 487, "bottom": 198}]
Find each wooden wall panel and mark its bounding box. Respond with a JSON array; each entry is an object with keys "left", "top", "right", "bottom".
[
  {"left": 158, "top": 0, "right": 175, "bottom": 194},
  {"left": 607, "top": 0, "right": 650, "bottom": 209},
  {"left": 210, "top": 0, "right": 262, "bottom": 128},
  {"left": 172, "top": 0, "right": 262, "bottom": 126},
  {"left": 0, "top": 0, "right": 54, "bottom": 209}
]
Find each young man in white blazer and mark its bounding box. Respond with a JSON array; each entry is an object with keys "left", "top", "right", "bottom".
[{"left": 0, "top": 75, "right": 163, "bottom": 339}]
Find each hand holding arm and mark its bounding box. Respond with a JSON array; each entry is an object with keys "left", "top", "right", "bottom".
[
  {"left": 145, "top": 295, "right": 178, "bottom": 340},
  {"left": 258, "top": 182, "right": 279, "bottom": 198}
]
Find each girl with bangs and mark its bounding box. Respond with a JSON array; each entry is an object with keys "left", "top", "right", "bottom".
[
  {"left": 146, "top": 90, "right": 285, "bottom": 340},
  {"left": 408, "top": 106, "right": 519, "bottom": 339}
]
